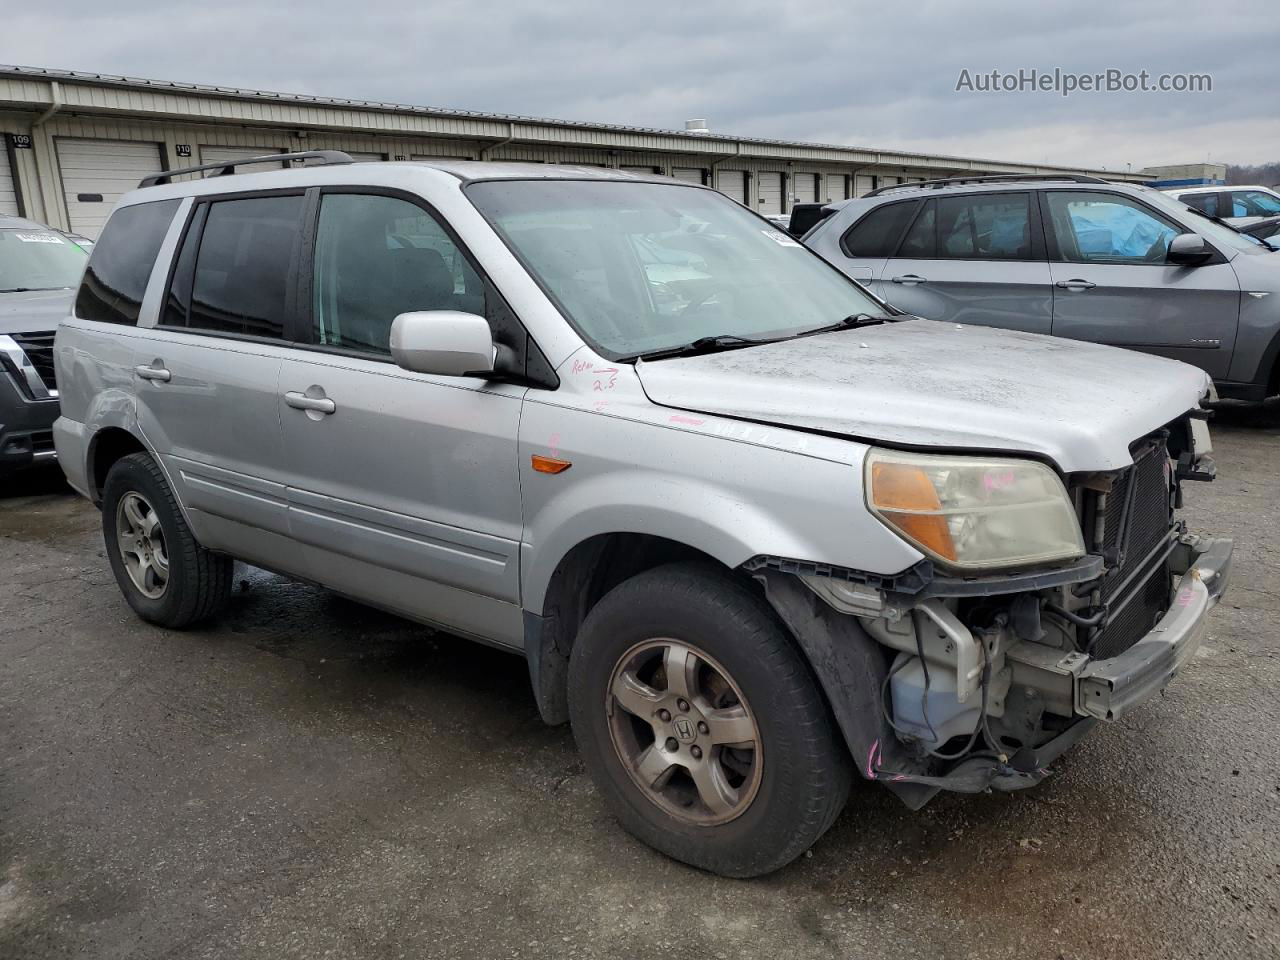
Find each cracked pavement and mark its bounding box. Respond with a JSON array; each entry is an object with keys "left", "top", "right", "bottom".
[{"left": 1, "top": 401, "right": 1278, "bottom": 959}]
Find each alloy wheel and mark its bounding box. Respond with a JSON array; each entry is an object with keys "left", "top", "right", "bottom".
[
  {"left": 115, "top": 491, "right": 170, "bottom": 599},
  {"left": 605, "top": 638, "right": 762, "bottom": 826}
]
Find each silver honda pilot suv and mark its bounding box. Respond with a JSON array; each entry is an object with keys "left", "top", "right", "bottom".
[{"left": 53, "top": 153, "right": 1232, "bottom": 877}]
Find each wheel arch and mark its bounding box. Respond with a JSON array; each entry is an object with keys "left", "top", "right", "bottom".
[
  {"left": 524, "top": 531, "right": 748, "bottom": 725},
  {"left": 87, "top": 426, "right": 149, "bottom": 504}
]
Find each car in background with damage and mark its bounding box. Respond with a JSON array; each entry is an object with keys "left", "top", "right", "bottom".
[
  {"left": 54, "top": 155, "right": 1230, "bottom": 877},
  {"left": 804, "top": 174, "right": 1280, "bottom": 402},
  {"left": 1, "top": 215, "right": 87, "bottom": 479}
]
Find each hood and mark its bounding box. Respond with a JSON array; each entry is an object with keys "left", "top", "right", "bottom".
[
  {"left": 634, "top": 319, "right": 1210, "bottom": 472},
  {"left": 0, "top": 288, "right": 75, "bottom": 336}
]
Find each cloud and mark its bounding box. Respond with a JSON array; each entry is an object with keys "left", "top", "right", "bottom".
[{"left": 1, "top": 0, "right": 1274, "bottom": 168}]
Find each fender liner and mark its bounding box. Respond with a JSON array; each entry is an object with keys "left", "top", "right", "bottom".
[
  {"left": 752, "top": 569, "right": 937, "bottom": 809},
  {"left": 524, "top": 609, "right": 569, "bottom": 725}
]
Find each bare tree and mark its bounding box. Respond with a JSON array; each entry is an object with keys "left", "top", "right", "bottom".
[{"left": 1227, "top": 163, "right": 1280, "bottom": 186}]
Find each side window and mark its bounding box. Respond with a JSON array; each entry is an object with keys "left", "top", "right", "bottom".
[
  {"left": 1180, "top": 193, "right": 1219, "bottom": 217},
  {"left": 1232, "top": 190, "right": 1280, "bottom": 218},
  {"left": 74, "top": 199, "right": 180, "bottom": 325},
  {"left": 312, "top": 193, "right": 484, "bottom": 356},
  {"left": 934, "top": 193, "right": 1032, "bottom": 260},
  {"left": 181, "top": 195, "right": 304, "bottom": 338},
  {"left": 1046, "top": 192, "right": 1182, "bottom": 265},
  {"left": 897, "top": 200, "right": 936, "bottom": 258},
  {"left": 842, "top": 200, "right": 919, "bottom": 258}
]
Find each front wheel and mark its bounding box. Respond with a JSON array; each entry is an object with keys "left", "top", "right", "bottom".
[{"left": 568, "top": 562, "right": 851, "bottom": 877}]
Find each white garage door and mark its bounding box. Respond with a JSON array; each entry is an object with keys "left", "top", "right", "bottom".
[
  {"left": 0, "top": 146, "right": 18, "bottom": 216},
  {"left": 57, "top": 138, "right": 164, "bottom": 238},
  {"left": 672, "top": 167, "right": 704, "bottom": 185},
  {"left": 757, "top": 172, "right": 783, "bottom": 214},
  {"left": 855, "top": 175, "right": 875, "bottom": 197},
  {"left": 716, "top": 169, "right": 748, "bottom": 204},
  {"left": 200, "top": 146, "right": 287, "bottom": 171},
  {"left": 621, "top": 164, "right": 658, "bottom": 175},
  {"left": 793, "top": 173, "right": 818, "bottom": 203}
]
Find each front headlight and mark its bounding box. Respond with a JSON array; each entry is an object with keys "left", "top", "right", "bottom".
[{"left": 865, "top": 449, "right": 1084, "bottom": 572}]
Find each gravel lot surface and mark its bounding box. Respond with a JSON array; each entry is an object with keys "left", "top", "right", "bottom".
[{"left": 2, "top": 401, "right": 1277, "bottom": 959}]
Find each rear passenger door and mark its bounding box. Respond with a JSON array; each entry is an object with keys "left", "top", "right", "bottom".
[
  {"left": 275, "top": 189, "right": 526, "bottom": 646},
  {"left": 135, "top": 191, "right": 304, "bottom": 574},
  {"left": 878, "top": 192, "right": 1053, "bottom": 333},
  {"left": 835, "top": 198, "right": 920, "bottom": 291},
  {"left": 1042, "top": 190, "right": 1240, "bottom": 378}
]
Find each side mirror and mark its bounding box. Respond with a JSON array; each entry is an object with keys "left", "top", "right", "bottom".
[
  {"left": 1167, "top": 233, "right": 1214, "bottom": 267},
  {"left": 390, "top": 311, "right": 495, "bottom": 377}
]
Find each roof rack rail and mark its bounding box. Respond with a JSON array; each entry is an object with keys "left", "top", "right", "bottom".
[
  {"left": 865, "top": 172, "right": 1110, "bottom": 197},
  {"left": 139, "top": 150, "right": 355, "bottom": 187}
]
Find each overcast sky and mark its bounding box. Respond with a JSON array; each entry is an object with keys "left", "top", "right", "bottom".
[{"left": 2, "top": 0, "right": 1276, "bottom": 170}]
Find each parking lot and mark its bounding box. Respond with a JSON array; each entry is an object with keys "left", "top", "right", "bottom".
[{"left": 0, "top": 401, "right": 1276, "bottom": 960}]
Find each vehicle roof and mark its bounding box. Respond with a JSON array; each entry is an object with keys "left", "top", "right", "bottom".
[
  {"left": 859, "top": 177, "right": 1140, "bottom": 202},
  {"left": 0, "top": 215, "right": 56, "bottom": 231},
  {"left": 1165, "top": 184, "right": 1278, "bottom": 196},
  {"left": 119, "top": 158, "right": 695, "bottom": 207}
]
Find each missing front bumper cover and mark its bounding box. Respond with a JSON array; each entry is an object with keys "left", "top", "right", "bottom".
[{"left": 1075, "top": 534, "right": 1232, "bottom": 720}]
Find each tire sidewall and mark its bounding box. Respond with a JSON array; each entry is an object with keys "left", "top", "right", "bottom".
[{"left": 568, "top": 564, "right": 845, "bottom": 875}]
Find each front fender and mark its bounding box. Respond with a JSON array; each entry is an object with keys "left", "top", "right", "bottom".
[{"left": 518, "top": 401, "right": 923, "bottom": 614}]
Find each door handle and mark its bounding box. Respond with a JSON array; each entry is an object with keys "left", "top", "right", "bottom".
[
  {"left": 891, "top": 274, "right": 927, "bottom": 285},
  {"left": 1055, "top": 279, "right": 1097, "bottom": 291},
  {"left": 284, "top": 391, "right": 336, "bottom": 415},
  {"left": 134, "top": 364, "right": 171, "bottom": 382}
]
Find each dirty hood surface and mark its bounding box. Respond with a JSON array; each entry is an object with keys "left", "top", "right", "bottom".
[
  {"left": 0, "top": 288, "right": 74, "bottom": 336},
  {"left": 634, "top": 319, "right": 1210, "bottom": 472}
]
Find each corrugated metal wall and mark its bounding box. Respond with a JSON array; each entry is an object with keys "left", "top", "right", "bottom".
[{"left": 0, "top": 93, "right": 1111, "bottom": 229}]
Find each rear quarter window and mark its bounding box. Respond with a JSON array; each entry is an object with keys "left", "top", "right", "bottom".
[
  {"left": 841, "top": 200, "right": 920, "bottom": 258},
  {"left": 75, "top": 200, "right": 181, "bottom": 326}
]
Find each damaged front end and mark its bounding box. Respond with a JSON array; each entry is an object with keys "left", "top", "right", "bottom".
[{"left": 749, "top": 412, "right": 1232, "bottom": 809}]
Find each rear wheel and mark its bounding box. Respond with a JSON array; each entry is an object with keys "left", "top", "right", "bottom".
[
  {"left": 568, "top": 562, "right": 851, "bottom": 877},
  {"left": 102, "top": 452, "right": 232, "bottom": 628}
]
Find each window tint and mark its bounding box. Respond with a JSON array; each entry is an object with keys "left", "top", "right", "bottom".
[
  {"left": 74, "top": 200, "right": 180, "bottom": 325},
  {"left": 897, "top": 200, "right": 936, "bottom": 257},
  {"left": 1047, "top": 192, "right": 1182, "bottom": 264},
  {"left": 934, "top": 194, "right": 1032, "bottom": 260},
  {"left": 312, "top": 193, "right": 484, "bottom": 355},
  {"left": 843, "top": 200, "right": 919, "bottom": 257},
  {"left": 162, "top": 204, "right": 207, "bottom": 328},
  {"left": 186, "top": 195, "right": 303, "bottom": 338},
  {"left": 1180, "top": 193, "right": 1219, "bottom": 217},
  {"left": 1231, "top": 190, "right": 1280, "bottom": 218}
]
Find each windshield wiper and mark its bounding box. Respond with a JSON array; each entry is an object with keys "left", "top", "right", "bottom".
[
  {"left": 796, "top": 312, "right": 895, "bottom": 337},
  {"left": 629, "top": 314, "right": 898, "bottom": 362},
  {"left": 629, "top": 333, "right": 790, "bottom": 362},
  {"left": 0, "top": 287, "right": 35, "bottom": 293}
]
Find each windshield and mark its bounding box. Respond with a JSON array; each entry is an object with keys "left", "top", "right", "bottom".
[
  {"left": 466, "top": 180, "right": 884, "bottom": 358},
  {"left": 1140, "top": 190, "right": 1268, "bottom": 257},
  {"left": 0, "top": 228, "right": 89, "bottom": 291}
]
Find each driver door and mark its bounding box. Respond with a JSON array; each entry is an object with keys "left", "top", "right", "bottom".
[{"left": 1043, "top": 190, "right": 1240, "bottom": 378}]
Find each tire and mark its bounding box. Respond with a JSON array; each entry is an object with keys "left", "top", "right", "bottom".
[
  {"left": 568, "top": 561, "right": 851, "bottom": 877},
  {"left": 101, "top": 452, "right": 232, "bottom": 628}
]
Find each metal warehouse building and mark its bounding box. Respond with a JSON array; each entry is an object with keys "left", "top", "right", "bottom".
[{"left": 0, "top": 65, "right": 1144, "bottom": 238}]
